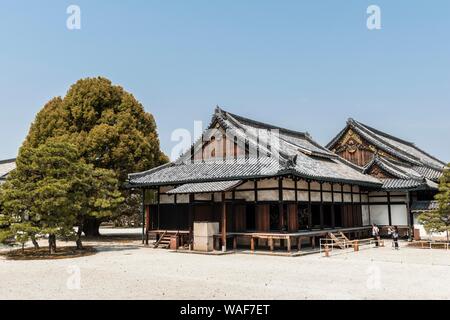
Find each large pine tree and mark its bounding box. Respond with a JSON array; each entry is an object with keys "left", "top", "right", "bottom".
[
  {"left": 1, "top": 141, "right": 123, "bottom": 252},
  {"left": 22, "top": 77, "right": 168, "bottom": 235}
]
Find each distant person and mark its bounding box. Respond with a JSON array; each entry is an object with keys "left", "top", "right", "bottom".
[
  {"left": 387, "top": 226, "right": 393, "bottom": 247},
  {"left": 372, "top": 224, "right": 380, "bottom": 247},
  {"left": 392, "top": 226, "right": 400, "bottom": 250}
]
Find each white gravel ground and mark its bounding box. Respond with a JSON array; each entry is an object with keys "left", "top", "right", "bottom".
[{"left": 1, "top": 228, "right": 450, "bottom": 300}]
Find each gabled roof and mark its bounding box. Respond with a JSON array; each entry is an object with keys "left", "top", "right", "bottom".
[
  {"left": 381, "top": 178, "right": 438, "bottom": 191},
  {"left": 128, "top": 108, "right": 382, "bottom": 188},
  {"left": 176, "top": 107, "right": 337, "bottom": 164},
  {"left": 363, "top": 155, "right": 439, "bottom": 191},
  {"left": 327, "top": 118, "right": 446, "bottom": 171},
  {"left": 363, "top": 156, "right": 421, "bottom": 180},
  {"left": 0, "top": 158, "right": 16, "bottom": 181},
  {"left": 219, "top": 108, "right": 337, "bottom": 159}
]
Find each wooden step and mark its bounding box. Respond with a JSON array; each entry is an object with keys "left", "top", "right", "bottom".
[
  {"left": 327, "top": 232, "right": 350, "bottom": 250},
  {"left": 153, "top": 231, "right": 179, "bottom": 248}
]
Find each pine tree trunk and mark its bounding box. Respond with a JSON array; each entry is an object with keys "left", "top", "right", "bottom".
[
  {"left": 76, "top": 225, "right": 83, "bottom": 250},
  {"left": 82, "top": 218, "right": 102, "bottom": 237},
  {"left": 48, "top": 234, "right": 57, "bottom": 254},
  {"left": 31, "top": 236, "right": 40, "bottom": 249}
]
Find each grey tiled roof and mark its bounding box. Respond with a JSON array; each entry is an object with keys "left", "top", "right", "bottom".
[
  {"left": 412, "top": 166, "right": 443, "bottom": 181},
  {"left": 327, "top": 118, "right": 446, "bottom": 171},
  {"left": 382, "top": 178, "right": 438, "bottom": 191},
  {"left": 128, "top": 108, "right": 383, "bottom": 188},
  {"left": 224, "top": 110, "right": 337, "bottom": 159},
  {"left": 364, "top": 156, "right": 423, "bottom": 180},
  {"left": 411, "top": 200, "right": 439, "bottom": 212},
  {"left": 0, "top": 158, "right": 16, "bottom": 182},
  {"left": 129, "top": 157, "right": 281, "bottom": 186},
  {"left": 363, "top": 156, "right": 439, "bottom": 191},
  {"left": 293, "top": 151, "right": 381, "bottom": 185},
  {"left": 167, "top": 180, "right": 243, "bottom": 194}
]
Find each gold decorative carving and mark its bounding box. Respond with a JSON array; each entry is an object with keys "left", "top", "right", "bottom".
[
  {"left": 347, "top": 139, "right": 357, "bottom": 154},
  {"left": 341, "top": 129, "right": 363, "bottom": 146}
]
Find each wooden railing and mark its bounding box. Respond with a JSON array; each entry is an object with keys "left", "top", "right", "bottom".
[
  {"left": 320, "top": 237, "right": 385, "bottom": 257},
  {"left": 153, "top": 230, "right": 167, "bottom": 248}
]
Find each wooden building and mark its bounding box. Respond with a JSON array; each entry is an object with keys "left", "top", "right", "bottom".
[
  {"left": 0, "top": 158, "right": 16, "bottom": 184},
  {"left": 327, "top": 118, "right": 446, "bottom": 239},
  {"left": 128, "top": 108, "right": 385, "bottom": 252}
]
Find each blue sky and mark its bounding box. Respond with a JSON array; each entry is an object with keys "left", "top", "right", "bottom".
[{"left": 0, "top": 1, "right": 449, "bottom": 162}]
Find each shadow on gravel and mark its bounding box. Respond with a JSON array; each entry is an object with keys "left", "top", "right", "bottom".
[
  {"left": 82, "top": 235, "right": 141, "bottom": 243},
  {"left": 94, "top": 245, "right": 141, "bottom": 252}
]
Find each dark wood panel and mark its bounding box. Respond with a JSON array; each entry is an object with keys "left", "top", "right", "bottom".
[
  {"left": 234, "top": 204, "right": 247, "bottom": 232},
  {"left": 149, "top": 204, "right": 158, "bottom": 230},
  {"left": 256, "top": 204, "right": 270, "bottom": 232},
  {"left": 226, "top": 203, "right": 233, "bottom": 232},
  {"left": 339, "top": 204, "right": 363, "bottom": 228},
  {"left": 342, "top": 205, "right": 351, "bottom": 227},
  {"left": 194, "top": 204, "right": 214, "bottom": 222},
  {"left": 287, "top": 204, "right": 298, "bottom": 232}
]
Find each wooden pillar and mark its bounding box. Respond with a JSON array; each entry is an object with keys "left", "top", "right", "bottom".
[
  {"left": 279, "top": 178, "right": 284, "bottom": 230},
  {"left": 307, "top": 181, "right": 312, "bottom": 229},
  {"left": 349, "top": 185, "right": 354, "bottom": 227},
  {"left": 231, "top": 190, "right": 236, "bottom": 232},
  {"left": 157, "top": 187, "right": 161, "bottom": 230},
  {"left": 387, "top": 192, "right": 392, "bottom": 226},
  {"left": 294, "top": 178, "right": 299, "bottom": 232},
  {"left": 359, "top": 188, "right": 363, "bottom": 226},
  {"left": 287, "top": 236, "right": 291, "bottom": 253},
  {"left": 221, "top": 192, "right": 227, "bottom": 251},
  {"left": 297, "top": 237, "right": 302, "bottom": 251},
  {"left": 188, "top": 194, "right": 194, "bottom": 243},
  {"left": 319, "top": 182, "right": 324, "bottom": 230},
  {"left": 406, "top": 191, "right": 412, "bottom": 241},
  {"left": 145, "top": 206, "right": 150, "bottom": 245},
  {"left": 174, "top": 193, "right": 178, "bottom": 230},
  {"left": 331, "top": 183, "right": 336, "bottom": 228},
  {"left": 141, "top": 188, "right": 145, "bottom": 244}
]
